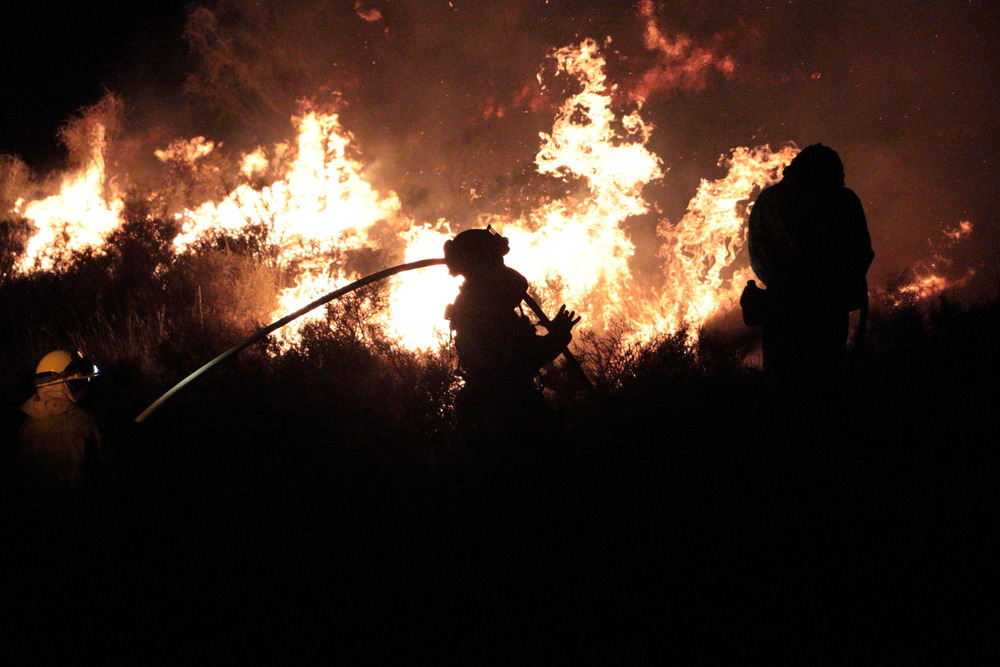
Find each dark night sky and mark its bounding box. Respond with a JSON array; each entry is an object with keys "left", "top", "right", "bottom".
[
  {"left": 2, "top": 0, "right": 998, "bottom": 289},
  {"left": 0, "top": 1, "right": 192, "bottom": 167}
]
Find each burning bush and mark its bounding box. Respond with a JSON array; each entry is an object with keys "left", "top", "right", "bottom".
[{"left": 1, "top": 31, "right": 991, "bottom": 466}]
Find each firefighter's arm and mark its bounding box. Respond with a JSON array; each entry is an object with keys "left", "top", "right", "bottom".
[
  {"left": 529, "top": 305, "right": 580, "bottom": 369},
  {"left": 845, "top": 188, "right": 875, "bottom": 272},
  {"left": 545, "top": 305, "right": 581, "bottom": 347},
  {"left": 521, "top": 294, "right": 593, "bottom": 390}
]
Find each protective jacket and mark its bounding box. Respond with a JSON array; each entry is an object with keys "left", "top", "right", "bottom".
[
  {"left": 446, "top": 265, "right": 566, "bottom": 393},
  {"left": 445, "top": 265, "right": 570, "bottom": 453},
  {"left": 747, "top": 153, "right": 875, "bottom": 405},
  {"left": 749, "top": 178, "right": 873, "bottom": 316},
  {"left": 17, "top": 382, "right": 102, "bottom": 494}
]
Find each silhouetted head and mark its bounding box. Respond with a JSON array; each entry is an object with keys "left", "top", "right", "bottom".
[
  {"left": 782, "top": 143, "right": 845, "bottom": 188},
  {"left": 443, "top": 226, "right": 510, "bottom": 276}
]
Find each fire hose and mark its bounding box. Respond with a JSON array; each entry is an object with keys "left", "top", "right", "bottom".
[
  {"left": 135, "top": 258, "right": 445, "bottom": 422},
  {"left": 135, "top": 258, "right": 591, "bottom": 423}
]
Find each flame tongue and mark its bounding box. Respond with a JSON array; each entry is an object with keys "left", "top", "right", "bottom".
[
  {"left": 892, "top": 220, "right": 975, "bottom": 304},
  {"left": 654, "top": 145, "right": 797, "bottom": 336},
  {"left": 10, "top": 38, "right": 972, "bottom": 355},
  {"left": 8, "top": 40, "right": 794, "bottom": 351},
  {"left": 501, "top": 38, "right": 663, "bottom": 336},
  {"left": 165, "top": 108, "right": 409, "bottom": 348},
  {"left": 16, "top": 122, "right": 122, "bottom": 273}
]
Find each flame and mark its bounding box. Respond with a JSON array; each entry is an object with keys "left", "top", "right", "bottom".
[
  {"left": 9, "top": 39, "right": 799, "bottom": 355},
  {"left": 653, "top": 145, "right": 797, "bottom": 337},
  {"left": 15, "top": 122, "right": 123, "bottom": 273},
  {"left": 16, "top": 36, "right": 969, "bottom": 362},
  {"left": 631, "top": 0, "right": 737, "bottom": 102},
  {"left": 500, "top": 38, "right": 662, "bottom": 336},
  {"left": 167, "top": 108, "right": 407, "bottom": 347},
  {"left": 353, "top": 1, "right": 383, "bottom": 23},
  {"left": 385, "top": 224, "right": 457, "bottom": 349},
  {"left": 891, "top": 220, "right": 975, "bottom": 305}
]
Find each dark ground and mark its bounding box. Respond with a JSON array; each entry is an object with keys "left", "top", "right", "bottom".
[{"left": 2, "top": 302, "right": 998, "bottom": 663}]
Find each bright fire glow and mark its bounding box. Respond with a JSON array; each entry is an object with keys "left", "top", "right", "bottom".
[
  {"left": 15, "top": 122, "right": 123, "bottom": 273},
  {"left": 500, "top": 38, "right": 662, "bottom": 337},
  {"left": 8, "top": 38, "right": 971, "bottom": 357},
  {"left": 385, "top": 224, "right": 458, "bottom": 349},
  {"left": 167, "top": 108, "right": 408, "bottom": 348},
  {"left": 892, "top": 220, "right": 975, "bottom": 305},
  {"left": 653, "top": 145, "right": 797, "bottom": 338}
]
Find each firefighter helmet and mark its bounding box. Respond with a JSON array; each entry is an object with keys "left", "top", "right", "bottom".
[
  {"left": 443, "top": 226, "right": 509, "bottom": 274},
  {"left": 34, "top": 349, "right": 100, "bottom": 388}
]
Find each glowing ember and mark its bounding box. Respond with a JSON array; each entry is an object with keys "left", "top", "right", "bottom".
[{"left": 892, "top": 220, "right": 975, "bottom": 305}]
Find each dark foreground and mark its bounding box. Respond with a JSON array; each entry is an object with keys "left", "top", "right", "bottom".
[{"left": 2, "top": 346, "right": 998, "bottom": 663}]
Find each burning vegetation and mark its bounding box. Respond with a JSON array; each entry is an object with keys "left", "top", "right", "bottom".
[
  {"left": 0, "top": 27, "right": 985, "bottom": 426},
  {"left": 1, "top": 3, "right": 997, "bottom": 661},
  {"left": 6, "top": 39, "right": 795, "bottom": 351}
]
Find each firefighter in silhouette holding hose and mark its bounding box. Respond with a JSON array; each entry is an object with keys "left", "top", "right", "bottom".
[{"left": 443, "top": 227, "right": 580, "bottom": 463}]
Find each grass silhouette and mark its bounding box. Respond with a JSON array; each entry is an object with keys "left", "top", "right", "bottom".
[{"left": 1, "top": 211, "right": 997, "bottom": 662}]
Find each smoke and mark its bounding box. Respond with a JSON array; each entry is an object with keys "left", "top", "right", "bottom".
[
  {"left": 4, "top": 0, "right": 997, "bottom": 292},
  {"left": 165, "top": 0, "right": 761, "bottom": 240},
  {"left": 630, "top": 0, "right": 736, "bottom": 102}
]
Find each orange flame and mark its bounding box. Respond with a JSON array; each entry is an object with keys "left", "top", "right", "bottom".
[
  {"left": 653, "top": 145, "right": 797, "bottom": 338},
  {"left": 9, "top": 39, "right": 799, "bottom": 354},
  {"left": 631, "top": 0, "right": 737, "bottom": 102},
  {"left": 166, "top": 108, "right": 408, "bottom": 347},
  {"left": 20, "top": 38, "right": 973, "bottom": 360},
  {"left": 892, "top": 220, "right": 975, "bottom": 305},
  {"left": 15, "top": 122, "right": 123, "bottom": 273}
]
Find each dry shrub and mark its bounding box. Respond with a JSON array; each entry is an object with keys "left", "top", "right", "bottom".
[
  {"left": 573, "top": 319, "right": 696, "bottom": 394},
  {"left": 195, "top": 251, "right": 282, "bottom": 331},
  {"left": 262, "top": 286, "right": 459, "bottom": 460},
  {"left": 57, "top": 94, "right": 124, "bottom": 172},
  {"left": 1, "top": 153, "right": 36, "bottom": 279},
  {"left": 0, "top": 217, "right": 32, "bottom": 281},
  {"left": 1, "top": 153, "right": 31, "bottom": 212}
]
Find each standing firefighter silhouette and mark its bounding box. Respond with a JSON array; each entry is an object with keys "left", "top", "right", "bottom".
[
  {"left": 15, "top": 349, "right": 103, "bottom": 504},
  {"left": 747, "top": 143, "right": 874, "bottom": 405},
  {"left": 443, "top": 227, "right": 580, "bottom": 459}
]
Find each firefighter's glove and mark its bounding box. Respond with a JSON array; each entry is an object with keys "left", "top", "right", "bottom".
[{"left": 547, "top": 305, "right": 581, "bottom": 346}]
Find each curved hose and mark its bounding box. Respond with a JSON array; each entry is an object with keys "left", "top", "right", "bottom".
[{"left": 135, "top": 258, "right": 447, "bottom": 423}]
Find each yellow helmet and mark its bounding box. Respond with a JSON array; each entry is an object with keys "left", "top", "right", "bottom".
[{"left": 34, "top": 349, "right": 99, "bottom": 388}]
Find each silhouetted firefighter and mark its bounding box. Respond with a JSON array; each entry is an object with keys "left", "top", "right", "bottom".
[
  {"left": 443, "top": 227, "right": 580, "bottom": 462},
  {"left": 746, "top": 143, "right": 874, "bottom": 410}
]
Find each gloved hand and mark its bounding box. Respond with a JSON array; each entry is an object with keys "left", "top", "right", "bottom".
[{"left": 546, "top": 304, "right": 581, "bottom": 345}]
